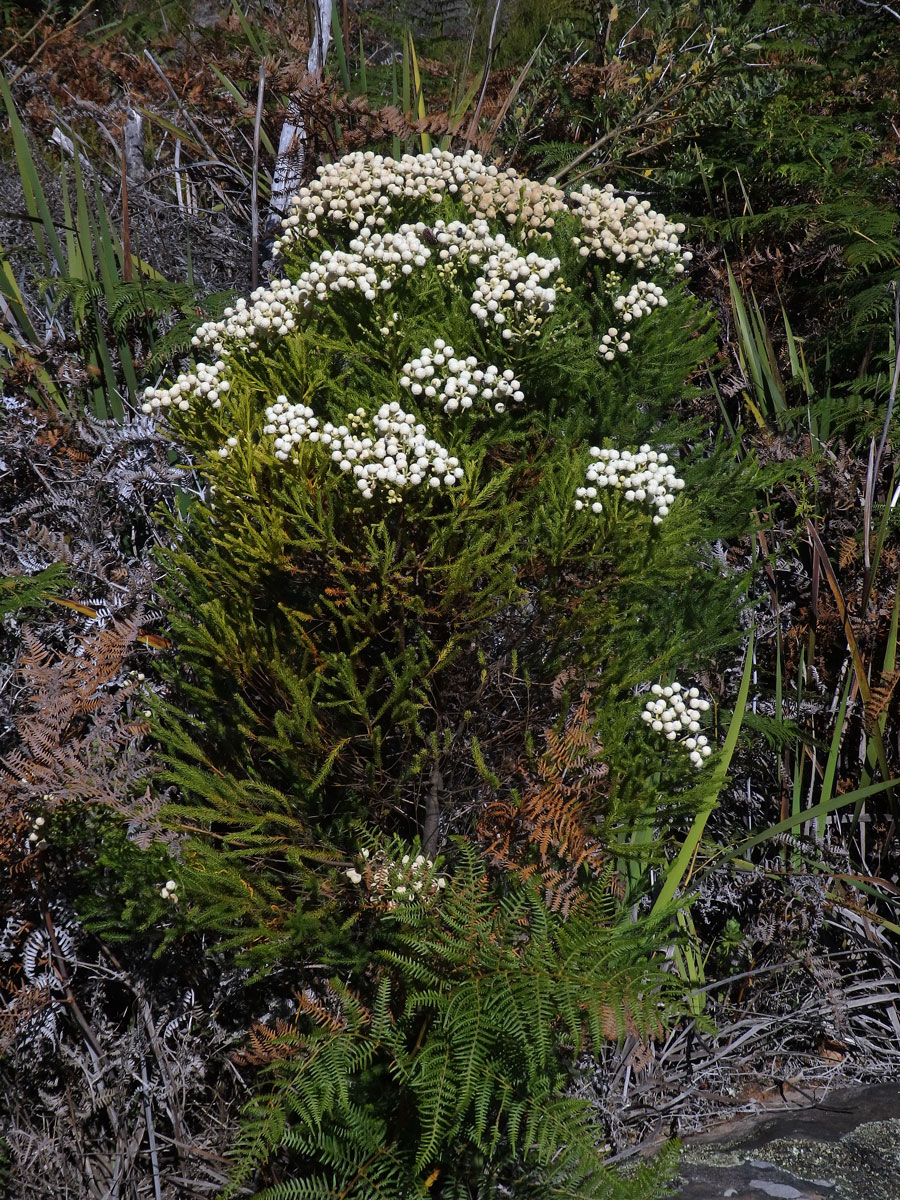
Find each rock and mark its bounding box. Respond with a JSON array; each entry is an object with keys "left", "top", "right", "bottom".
[{"left": 673, "top": 1082, "right": 900, "bottom": 1200}]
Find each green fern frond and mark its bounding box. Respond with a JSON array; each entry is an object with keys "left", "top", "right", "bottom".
[{"left": 0, "top": 564, "right": 70, "bottom": 619}]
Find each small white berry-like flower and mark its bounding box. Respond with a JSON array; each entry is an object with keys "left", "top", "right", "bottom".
[
  {"left": 576, "top": 445, "right": 684, "bottom": 522},
  {"left": 639, "top": 681, "right": 712, "bottom": 769},
  {"left": 264, "top": 397, "right": 461, "bottom": 502}
]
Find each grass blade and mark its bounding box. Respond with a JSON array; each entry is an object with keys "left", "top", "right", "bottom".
[
  {"left": 485, "top": 34, "right": 545, "bottom": 146},
  {"left": 358, "top": 31, "right": 367, "bottom": 95},
  {"left": 0, "top": 244, "right": 37, "bottom": 344},
  {"left": 806, "top": 518, "right": 896, "bottom": 824},
  {"left": 251, "top": 62, "right": 265, "bottom": 291},
  {"left": 391, "top": 52, "right": 402, "bottom": 159},
  {"left": 330, "top": 0, "right": 351, "bottom": 94},
  {"left": 209, "top": 63, "right": 277, "bottom": 157},
  {"left": 0, "top": 70, "right": 65, "bottom": 273},
  {"left": 93, "top": 174, "right": 139, "bottom": 408},
  {"left": 819, "top": 670, "right": 853, "bottom": 826},
  {"left": 408, "top": 31, "right": 431, "bottom": 154},
  {"left": 401, "top": 29, "right": 411, "bottom": 147},
  {"left": 718, "top": 776, "right": 899, "bottom": 865},
  {"left": 231, "top": 0, "right": 264, "bottom": 57}
]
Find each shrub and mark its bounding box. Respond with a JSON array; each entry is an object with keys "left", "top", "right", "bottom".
[{"left": 143, "top": 148, "right": 753, "bottom": 1196}]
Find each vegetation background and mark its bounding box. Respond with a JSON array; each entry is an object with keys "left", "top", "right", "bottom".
[{"left": 1, "top": 0, "right": 900, "bottom": 1196}]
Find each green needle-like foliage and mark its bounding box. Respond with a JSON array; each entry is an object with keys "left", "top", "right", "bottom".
[{"left": 139, "top": 149, "right": 756, "bottom": 1197}]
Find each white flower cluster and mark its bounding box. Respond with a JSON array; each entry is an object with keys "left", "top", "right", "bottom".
[
  {"left": 274, "top": 147, "right": 566, "bottom": 251},
  {"left": 568, "top": 183, "right": 692, "bottom": 272},
  {"left": 294, "top": 225, "right": 434, "bottom": 303},
  {"left": 160, "top": 878, "right": 179, "bottom": 903},
  {"left": 26, "top": 812, "right": 47, "bottom": 849},
  {"left": 426, "top": 218, "right": 530, "bottom": 273},
  {"left": 599, "top": 327, "right": 631, "bottom": 361},
  {"left": 192, "top": 280, "right": 305, "bottom": 355},
  {"left": 575, "top": 446, "right": 684, "bottom": 524},
  {"left": 459, "top": 168, "right": 565, "bottom": 233},
  {"left": 599, "top": 280, "right": 669, "bottom": 360},
  {"left": 640, "top": 683, "right": 712, "bottom": 768},
  {"left": 470, "top": 242, "right": 560, "bottom": 338},
  {"left": 263, "top": 396, "right": 463, "bottom": 501},
  {"left": 141, "top": 358, "right": 230, "bottom": 414},
  {"left": 344, "top": 846, "right": 447, "bottom": 909},
  {"left": 614, "top": 279, "right": 668, "bottom": 320},
  {"left": 400, "top": 340, "right": 523, "bottom": 414},
  {"left": 140, "top": 154, "right": 692, "bottom": 425}
]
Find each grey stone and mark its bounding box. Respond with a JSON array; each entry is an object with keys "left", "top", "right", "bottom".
[
  {"left": 673, "top": 1082, "right": 900, "bottom": 1199},
  {"left": 748, "top": 1183, "right": 810, "bottom": 1198}
]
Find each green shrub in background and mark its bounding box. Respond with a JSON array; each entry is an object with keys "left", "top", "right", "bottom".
[
  {"left": 503, "top": 0, "right": 900, "bottom": 394},
  {"left": 139, "top": 149, "right": 756, "bottom": 1196}
]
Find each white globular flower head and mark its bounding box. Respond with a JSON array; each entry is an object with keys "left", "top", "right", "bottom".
[
  {"left": 290, "top": 224, "right": 434, "bottom": 305},
  {"left": 26, "top": 811, "right": 47, "bottom": 849},
  {"left": 640, "top": 682, "right": 712, "bottom": 768},
  {"left": 575, "top": 445, "right": 685, "bottom": 523},
  {"left": 568, "top": 183, "right": 691, "bottom": 272},
  {"left": 469, "top": 239, "right": 561, "bottom": 338},
  {"left": 273, "top": 147, "right": 568, "bottom": 253},
  {"left": 599, "top": 281, "right": 668, "bottom": 360},
  {"left": 141, "top": 357, "right": 231, "bottom": 414},
  {"left": 160, "top": 878, "right": 179, "bottom": 903},
  {"left": 344, "top": 846, "right": 447, "bottom": 909},
  {"left": 263, "top": 396, "right": 464, "bottom": 501},
  {"left": 400, "top": 341, "right": 523, "bottom": 414},
  {"left": 192, "top": 279, "right": 306, "bottom": 355}
]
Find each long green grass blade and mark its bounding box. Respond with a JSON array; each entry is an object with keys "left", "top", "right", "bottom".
[
  {"left": 862, "top": 474, "right": 895, "bottom": 614},
  {"left": 408, "top": 32, "right": 431, "bottom": 154},
  {"left": 330, "top": 0, "right": 351, "bottom": 93},
  {"left": 401, "top": 31, "right": 411, "bottom": 148},
  {"left": 391, "top": 55, "right": 402, "bottom": 159},
  {"left": 93, "top": 176, "right": 139, "bottom": 407},
  {"left": 133, "top": 104, "right": 206, "bottom": 157},
  {"left": 807, "top": 518, "right": 894, "bottom": 800},
  {"left": 673, "top": 906, "right": 706, "bottom": 1016},
  {"left": 0, "top": 245, "right": 37, "bottom": 344},
  {"left": 707, "top": 368, "right": 738, "bottom": 441},
  {"left": 852, "top": 579, "right": 900, "bottom": 839},
  {"left": 231, "top": 0, "right": 264, "bottom": 57},
  {"left": 0, "top": 326, "right": 64, "bottom": 409},
  {"left": 726, "top": 259, "right": 788, "bottom": 419},
  {"left": 0, "top": 71, "right": 65, "bottom": 274},
  {"left": 209, "top": 64, "right": 277, "bottom": 156},
  {"left": 358, "top": 31, "right": 367, "bottom": 95},
  {"left": 58, "top": 162, "right": 82, "bottom": 283},
  {"left": 820, "top": 670, "right": 853, "bottom": 821},
  {"left": 718, "top": 776, "right": 899, "bottom": 864}
]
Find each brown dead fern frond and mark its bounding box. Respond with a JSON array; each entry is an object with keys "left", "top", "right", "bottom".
[
  {"left": 0, "top": 980, "right": 54, "bottom": 1057},
  {"left": 838, "top": 535, "right": 859, "bottom": 570},
  {"left": 1, "top": 611, "right": 173, "bottom": 853},
  {"left": 232, "top": 1019, "right": 300, "bottom": 1067},
  {"left": 479, "top": 691, "right": 613, "bottom": 915},
  {"left": 865, "top": 666, "right": 900, "bottom": 733},
  {"left": 296, "top": 987, "right": 353, "bottom": 1034}
]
